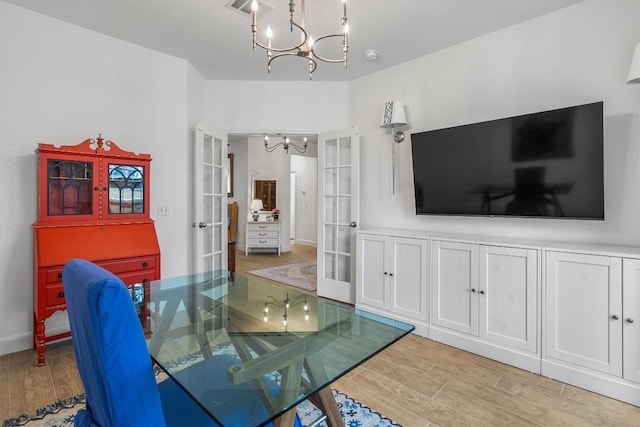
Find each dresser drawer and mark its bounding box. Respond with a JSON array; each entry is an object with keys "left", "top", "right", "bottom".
[
  {"left": 248, "top": 230, "right": 278, "bottom": 239},
  {"left": 46, "top": 284, "right": 67, "bottom": 308},
  {"left": 99, "top": 256, "right": 157, "bottom": 274},
  {"left": 248, "top": 238, "right": 279, "bottom": 247},
  {"left": 248, "top": 223, "right": 279, "bottom": 232}
]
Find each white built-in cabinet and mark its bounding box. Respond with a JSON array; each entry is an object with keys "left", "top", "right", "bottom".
[
  {"left": 357, "top": 233, "right": 428, "bottom": 335},
  {"left": 356, "top": 230, "right": 640, "bottom": 407},
  {"left": 430, "top": 240, "right": 539, "bottom": 371},
  {"left": 543, "top": 248, "right": 640, "bottom": 405}
]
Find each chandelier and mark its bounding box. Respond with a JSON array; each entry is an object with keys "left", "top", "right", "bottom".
[
  {"left": 263, "top": 134, "right": 308, "bottom": 153},
  {"left": 251, "top": 0, "right": 349, "bottom": 79},
  {"left": 263, "top": 293, "right": 309, "bottom": 328}
]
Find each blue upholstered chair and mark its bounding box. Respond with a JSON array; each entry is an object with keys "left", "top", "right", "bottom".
[{"left": 63, "top": 258, "right": 302, "bottom": 427}]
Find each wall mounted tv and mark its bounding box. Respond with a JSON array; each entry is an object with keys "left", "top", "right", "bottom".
[{"left": 410, "top": 101, "right": 604, "bottom": 219}]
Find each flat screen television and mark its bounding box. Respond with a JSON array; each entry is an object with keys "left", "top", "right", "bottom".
[{"left": 410, "top": 101, "right": 604, "bottom": 219}]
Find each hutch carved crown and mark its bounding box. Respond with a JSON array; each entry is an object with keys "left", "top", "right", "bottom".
[{"left": 33, "top": 135, "right": 160, "bottom": 365}]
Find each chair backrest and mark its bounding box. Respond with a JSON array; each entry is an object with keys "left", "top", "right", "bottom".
[
  {"left": 63, "top": 259, "right": 166, "bottom": 427},
  {"left": 228, "top": 201, "right": 238, "bottom": 243}
]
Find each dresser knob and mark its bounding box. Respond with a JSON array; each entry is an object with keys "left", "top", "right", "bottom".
[
  {"left": 58, "top": 273, "right": 63, "bottom": 279},
  {"left": 142, "top": 262, "right": 149, "bottom": 267},
  {"left": 58, "top": 292, "right": 65, "bottom": 298}
]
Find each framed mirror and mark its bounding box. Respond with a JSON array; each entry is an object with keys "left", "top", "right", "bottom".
[
  {"left": 227, "top": 153, "right": 234, "bottom": 197},
  {"left": 254, "top": 179, "right": 277, "bottom": 211}
]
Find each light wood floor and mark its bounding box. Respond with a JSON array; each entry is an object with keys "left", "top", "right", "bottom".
[{"left": 2, "top": 244, "right": 640, "bottom": 426}]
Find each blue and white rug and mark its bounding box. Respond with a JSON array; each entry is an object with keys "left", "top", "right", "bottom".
[{"left": 2, "top": 389, "right": 399, "bottom": 427}]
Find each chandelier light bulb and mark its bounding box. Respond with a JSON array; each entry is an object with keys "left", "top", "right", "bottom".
[
  {"left": 263, "top": 315, "right": 268, "bottom": 322},
  {"left": 308, "top": 36, "right": 314, "bottom": 48},
  {"left": 344, "top": 23, "right": 349, "bottom": 34},
  {"left": 266, "top": 25, "right": 273, "bottom": 39},
  {"left": 251, "top": 0, "right": 258, "bottom": 12}
]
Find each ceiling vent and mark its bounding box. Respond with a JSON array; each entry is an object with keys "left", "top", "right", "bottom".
[{"left": 225, "top": 0, "right": 274, "bottom": 18}]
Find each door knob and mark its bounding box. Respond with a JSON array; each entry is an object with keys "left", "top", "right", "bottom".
[
  {"left": 198, "top": 222, "right": 207, "bottom": 229},
  {"left": 350, "top": 221, "right": 357, "bottom": 228}
]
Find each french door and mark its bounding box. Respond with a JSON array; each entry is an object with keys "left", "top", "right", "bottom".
[
  {"left": 317, "top": 128, "right": 360, "bottom": 303},
  {"left": 193, "top": 123, "right": 228, "bottom": 274}
]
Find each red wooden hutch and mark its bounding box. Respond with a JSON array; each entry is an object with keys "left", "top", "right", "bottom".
[{"left": 33, "top": 135, "right": 160, "bottom": 365}]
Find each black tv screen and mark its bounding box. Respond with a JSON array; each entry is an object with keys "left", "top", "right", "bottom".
[{"left": 411, "top": 101, "right": 604, "bottom": 219}]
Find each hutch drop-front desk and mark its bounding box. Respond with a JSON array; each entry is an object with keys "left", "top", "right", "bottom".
[{"left": 33, "top": 135, "right": 160, "bottom": 365}]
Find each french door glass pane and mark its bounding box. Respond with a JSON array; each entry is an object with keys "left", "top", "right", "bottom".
[
  {"left": 214, "top": 224, "right": 222, "bottom": 252},
  {"left": 337, "top": 226, "right": 351, "bottom": 253},
  {"left": 325, "top": 225, "right": 336, "bottom": 251},
  {"left": 338, "top": 254, "right": 350, "bottom": 282},
  {"left": 204, "top": 196, "right": 213, "bottom": 223},
  {"left": 325, "top": 138, "right": 338, "bottom": 166},
  {"left": 325, "top": 196, "right": 336, "bottom": 223},
  {"left": 324, "top": 253, "right": 336, "bottom": 280},
  {"left": 338, "top": 196, "right": 351, "bottom": 224},
  {"left": 325, "top": 168, "right": 337, "bottom": 195},
  {"left": 203, "top": 226, "right": 212, "bottom": 254},
  {"left": 338, "top": 137, "right": 351, "bottom": 165},
  {"left": 337, "top": 167, "right": 351, "bottom": 195}
]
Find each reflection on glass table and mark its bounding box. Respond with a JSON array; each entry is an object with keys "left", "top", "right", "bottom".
[{"left": 145, "top": 272, "right": 414, "bottom": 427}]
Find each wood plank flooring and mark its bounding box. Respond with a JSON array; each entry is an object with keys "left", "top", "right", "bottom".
[{"left": 2, "top": 244, "right": 640, "bottom": 426}]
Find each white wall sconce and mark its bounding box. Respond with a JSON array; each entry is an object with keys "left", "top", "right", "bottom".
[
  {"left": 628, "top": 42, "right": 640, "bottom": 84},
  {"left": 380, "top": 101, "right": 409, "bottom": 194}
]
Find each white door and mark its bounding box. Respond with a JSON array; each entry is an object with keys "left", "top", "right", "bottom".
[
  {"left": 317, "top": 128, "right": 359, "bottom": 303},
  {"left": 479, "top": 245, "right": 538, "bottom": 353},
  {"left": 431, "top": 240, "right": 478, "bottom": 336},
  {"left": 545, "top": 251, "right": 622, "bottom": 376},
  {"left": 357, "top": 233, "right": 388, "bottom": 310},
  {"left": 622, "top": 258, "right": 640, "bottom": 383},
  {"left": 391, "top": 237, "right": 428, "bottom": 321},
  {"left": 193, "top": 123, "right": 228, "bottom": 274}
]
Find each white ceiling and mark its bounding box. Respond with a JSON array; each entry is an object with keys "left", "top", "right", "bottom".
[{"left": 3, "top": 0, "right": 582, "bottom": 81}]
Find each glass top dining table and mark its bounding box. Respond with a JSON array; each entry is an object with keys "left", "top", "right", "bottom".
[{"left": 144, "top": 271, "right": 414, "bottom": 427}]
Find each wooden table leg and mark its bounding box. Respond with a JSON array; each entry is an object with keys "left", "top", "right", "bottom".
[{"left": 309, "top": 386, "right": 344, "bottom": 427}]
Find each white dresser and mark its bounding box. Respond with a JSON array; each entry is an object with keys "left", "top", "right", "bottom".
[{"left": 246, "top": 221, "right": 280, "bottom": 255}]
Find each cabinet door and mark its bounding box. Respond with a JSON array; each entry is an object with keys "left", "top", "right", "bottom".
[
  {"left": 357, "top": 234, "right": 389, "bottom": 310},
  {"left": 391, "top": 237, "right": 428, "bottom": 321},
  {"left": 43, "top": 156, "right": 98, "bottom": 220},
  {"left": 103, "top": 160, "right": 149, "bottom": 219},
  {"left": 480, "top": 246, "right": 538, "bottom": 353},
  {"left": 431, "top": 240, "right": 478, "bottom": 336},
  {"left": 622, "top": 259, "right": 640, "bottom": 383},
  {"left": 545, "top": 251, "right": 622, "bottom": 376}
]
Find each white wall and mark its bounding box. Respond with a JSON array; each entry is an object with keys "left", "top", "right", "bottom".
[
  {"left": 350, "top": 0, "right": 640, "bottom": 246},
  {"left": 291, "top": 155, "right": 318, "bottom": 246},
  {"left": 0, "top": 2, "right": 194, "bottom": 354}
]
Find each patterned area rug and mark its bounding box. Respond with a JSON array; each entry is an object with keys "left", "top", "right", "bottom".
[
  {"left": 2, "top": 389, "right": 399, "bottom": 427},
  {"left": 248, "top": 260, "right": 317, "bottom": 291}
]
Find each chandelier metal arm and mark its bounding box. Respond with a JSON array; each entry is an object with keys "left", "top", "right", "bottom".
[
  {"left": 253, "top": 21, "right": 309, "bottom": 53},
  {"left": 309, "top": 33, "right": 348, "bottom": 64}
]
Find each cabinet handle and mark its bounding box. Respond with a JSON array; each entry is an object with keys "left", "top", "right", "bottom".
[
  {"left": 259, "top": 233, "right": 267, "bottom": 236},
  {"left": 479, "top": 290, "right": 485, "bottom": 295},
  {"left": 102, "top": 187, "right": 107, "bottom": 191},
  {"left": 389, "top": 273, "right": 394, "bottom": 277},
  {"left": 259, "top": 240, "right": 267, "bottom": 243},
  {"left": 611, "top": 315, "right": 619, "bottom": 320},
  {"left": 58, "top": 292, "right": 65, "bottom": 298},
  {"left": 259, "top": 225, "right": 267, "bottom": 229},
  {"left": 94, "top": 186, "right": 100, "bottom": 191},
  {"left": 142, "top": 262, "right": 148, "bottom": 268},
  {"left": 627, "top": 318, "right": 635, "bottom": 324},
  {"left": 383, "top": 272, "right": 388, "bottom": 275},
  {"left": 470, "top": 288, "right": 476, "bottom": 293}
]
